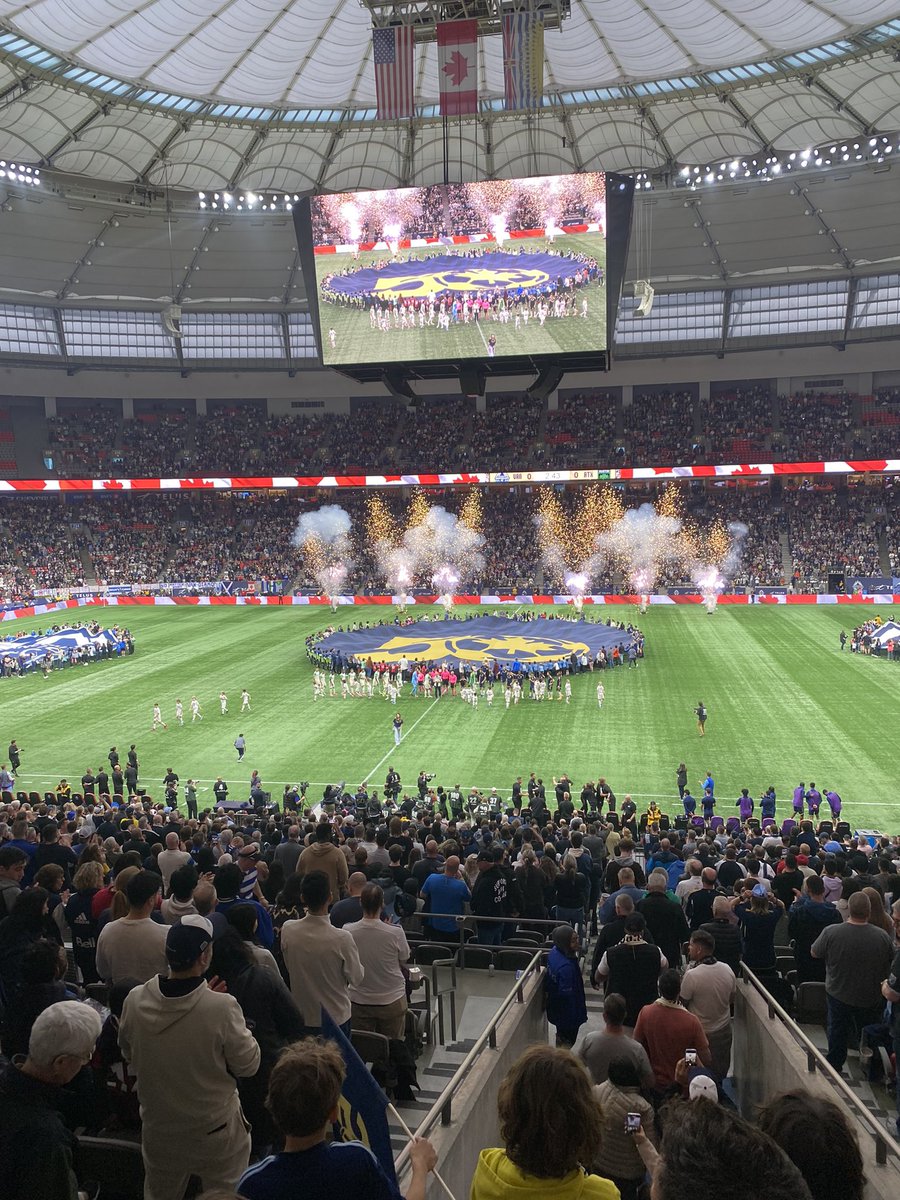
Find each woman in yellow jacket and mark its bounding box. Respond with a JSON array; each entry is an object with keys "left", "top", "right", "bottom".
[{"left": 470, "top": 1044, "right": 620, "bottom": 1200}]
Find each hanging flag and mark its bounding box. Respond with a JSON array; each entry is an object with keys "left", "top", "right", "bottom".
[
  {"left": 320, "top": 1009, "right": 396, "bottom": 1184},
  {"left": 437, "top": 19, "right": 478, "bottom": 116},
  {"left": 372, "top": 25, "right": 415, "bottom": 120},
  {"left": 503, "top": 10, "right": 544, "bottom": 111}
]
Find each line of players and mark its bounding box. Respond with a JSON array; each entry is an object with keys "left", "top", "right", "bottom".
[
  {"left": 149, "top": 689, "right": 251, "bottom": 731},
  {"left": 312, "top": 663, "right": 593, "bottom": 708},
  {"left": 362, "top": 289, "right": 591, "bottom": 335}
]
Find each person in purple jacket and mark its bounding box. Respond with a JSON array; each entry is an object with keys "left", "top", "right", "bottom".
[
  {"left": 824, "top": 789, "right": 842, "bottom": 819},
  {"left": 792, "top": 783, "right": 805, "bottom": 816},
  {"left": 736, "top": 789, "right": 754, "bottom": 821},
  {"left": 805, "top": 783, "right": 821, "bottom": 818}
]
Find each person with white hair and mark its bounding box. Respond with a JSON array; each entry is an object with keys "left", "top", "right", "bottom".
[{"left": 0, "top": 1000, "right": 102, "bottom": 1200}]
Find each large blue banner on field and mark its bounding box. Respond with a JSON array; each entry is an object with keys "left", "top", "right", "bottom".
[
  {"left": 316, "top": 615, "right": 632, "bottom": 668},
  {"left": 326, "top": 250, "right": 589, "bottom": 301}
]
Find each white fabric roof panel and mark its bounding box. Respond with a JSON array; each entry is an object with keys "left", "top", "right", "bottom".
[{"left": 2, "top": 1, "right": 900, "bottom": 107}]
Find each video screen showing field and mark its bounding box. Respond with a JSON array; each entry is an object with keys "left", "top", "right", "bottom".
[{"left": 309, "top": 173, "right": 608, "bottom": 366}]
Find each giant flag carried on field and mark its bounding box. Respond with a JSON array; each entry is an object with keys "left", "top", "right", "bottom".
[
  {"left": 437, "top": 19, "right": 478, "bottom": 115},
  {"left": 321, "top": 1009, "right": 396, "bottom": 1183},
  {"left": 373, "top": 25, "right": 415, "bottom": 120},
  {"left": 503, "top": 10, "right": 544, "bottom": 110}
]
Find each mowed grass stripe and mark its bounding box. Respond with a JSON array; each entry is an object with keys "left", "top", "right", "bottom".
[{"left": 1, "top": 604, "right": 898, "bottom": 829}]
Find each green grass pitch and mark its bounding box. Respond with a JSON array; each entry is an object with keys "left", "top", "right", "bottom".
[
  {"left": 314, "top": 233, "right": 607, "bottom": 366},
  {"left": 3, "top": 603, "right": 897, "bottom": 832}
]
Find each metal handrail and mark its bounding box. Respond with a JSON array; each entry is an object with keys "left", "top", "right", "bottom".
[
  {"left": 393, "top": 947, "right": 543, "bottom": 1176},
  {"left": 740, "top": 965, "right": 900, "bottom": 1167}
]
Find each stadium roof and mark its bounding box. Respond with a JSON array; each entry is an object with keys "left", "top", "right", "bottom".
[{"left": 0, "top": 2, "right": 899, "bottom": 188}]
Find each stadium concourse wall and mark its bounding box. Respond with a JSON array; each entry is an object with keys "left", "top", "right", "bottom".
[{"left": 4, "top": 593, "right": 900, "bottom": 623}]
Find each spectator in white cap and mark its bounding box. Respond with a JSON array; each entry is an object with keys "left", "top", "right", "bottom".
[{"left": 118, "top": 913, "right": 261, "bottom": 1200}]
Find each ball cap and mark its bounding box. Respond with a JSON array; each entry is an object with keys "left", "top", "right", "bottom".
[
  {"left": 165, "top": 914, "right": 214, "bottom": 969},
  {"left": 751, "top": 883, "right": 768, "bottom": 898},
  {"left": 689, "top": 1074, "right": 718, "bottom": 1101}
]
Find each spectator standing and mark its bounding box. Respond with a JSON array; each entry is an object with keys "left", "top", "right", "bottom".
[
  {"left": 638, "top": 869, "right": 690, "bottom": 968},
  {"left": 470, "top": 1044, "right": 618, "bottom": 1200},
  {"left": 95, "top": 870, "right": 168, "bottom": 985},
  {"left": 734, "top": 886, "right": 784, "bottom": 971},
  {"left": 596, "top": 913, "right": 667, "bottom": 1027},
  {"left": 787, "top": 875, "right": 842, "bottom": 982},
  {"left": 633, "top": 969, "right": 711, "bottom": 1091},
  {"left": 157, "top": 832, "right": 191, "bottom": 894},
  {"left": 577, "top": 991, "right": 654, "bottom": 1087},
  {"left": 698, "top": 896, "right": 744, "bottom": 974},
  {"left": 592, "top": 1058, "right": 658, "bottom": 1200},
  {"left": 273, "top": 826, "right": 303, "bottom": 875},
  {"left": 119, "top": 914, "right": 261, "bottom": 1199},
  {"left": 237, "top": 1038, "right": 437, "bottom": 1200},
  {"left": 812, "top": 891, "right": 894, "bottom": 1071},
  {"left": 345, "top": 883, "right": 410, "bottom": 1039},
  {"left": 545, "top": 924, "right": 587, "bottom": 1048},
  {"left": 470, "top": 849, "right": 509, "bottom": 946},
  {"left": 420, "top": 855, "right": 471, "bottom": 939},
  {"left": 330, "top": 872, "right": 366, "bottom": 928},
  {"left": 297, "top": 822, "right": 349, "bottom": 907},
  {"left": 0, "top": 846, "right": 26, "bottom": 916},
  {"left": 0, "top": 1002, "right": 102, "bottom": 1200},
  {"left": 679, "top": 929, "right": 737, "bottom": 1080},
  {"left": 280, "top": 871, "right": 363, "bottom": 1037}
]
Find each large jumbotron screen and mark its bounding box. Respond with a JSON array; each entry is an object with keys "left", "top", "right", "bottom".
[{"left": 298, "top": 173, "right": 615, "bottom": 373}]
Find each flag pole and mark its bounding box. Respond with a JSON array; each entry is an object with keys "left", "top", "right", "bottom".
[{"left": 387, "top": 1102, "right": 458, "bottom": 1200}]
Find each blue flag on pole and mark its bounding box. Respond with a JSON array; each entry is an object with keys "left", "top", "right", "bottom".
[{"left": 321, "top": 1009, "right": 397, "bottom": 1184}]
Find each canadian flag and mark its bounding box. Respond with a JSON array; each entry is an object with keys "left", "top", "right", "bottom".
[{"left": 437, "top": 19, "right": 478, "bottom": 116}]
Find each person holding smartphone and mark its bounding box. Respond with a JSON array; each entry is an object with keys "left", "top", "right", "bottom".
[{"left": 591, "top": 1058, "right": 658, "bottom": 1200}]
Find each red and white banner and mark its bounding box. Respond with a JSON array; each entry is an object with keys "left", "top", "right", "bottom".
[
  {"left": 3, "top": 593, "right": 899, "bottom": 622},
  {"left": 437, "top": 19, "right": 478, "bottom": 116},
  {"left": 0, "top": 457, "right": 898, "bottom": 493}
]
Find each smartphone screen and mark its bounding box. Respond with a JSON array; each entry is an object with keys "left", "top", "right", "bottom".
[
  {"left": 625, "top": 1112, "right": 642, "bottom": 1134},
  {"left": 685, "top": 1048, "right": 697, "bottom": 1066}
]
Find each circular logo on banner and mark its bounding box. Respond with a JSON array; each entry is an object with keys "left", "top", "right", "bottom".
[
  {"left": 357, "top": 632, "right": 589, "bottom": 664},
  {"left": 372, "top": 266, "right": 549, "bottom": 298}
]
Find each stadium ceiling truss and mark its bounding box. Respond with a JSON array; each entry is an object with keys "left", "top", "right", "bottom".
[{"left": 0, "top": 9, "right": 898, "bottom": 189}]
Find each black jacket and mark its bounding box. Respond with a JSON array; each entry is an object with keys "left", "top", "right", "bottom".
[
  {"left": 637, "top": 892, "right": 690, "bottom": 967},
  {"left": 471, "top": 866, "right": 509, "bottom": 919},
  {"left": 604, "top": 940, "right": 665, "bottom": 1026},
  {"left": 0, "top": 1059, "right": 79, "bottom": 1200}
]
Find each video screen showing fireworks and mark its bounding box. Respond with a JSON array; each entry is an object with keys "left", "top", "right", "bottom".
[{"left": 303, "top": 173, "right": 608, "bottom": 368}]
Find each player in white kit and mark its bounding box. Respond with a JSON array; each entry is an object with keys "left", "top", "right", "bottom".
[
  {"left": 219, "top": 691, "right": 228, "bottom": 715},
  {"left": 152, "top": 703, "right": 168, "bottom": 732},
  {"left": 191, "top": 696, "right": 202, "bottom": 722},
  {"left": 240, "top": 689, "right": 251, "bottom": 712},
  {"left": 174, "top": 698, "right": 184, "bottom": 726},
  {"left": 596, "top": 682, "right": 605, "bottom": 709}
]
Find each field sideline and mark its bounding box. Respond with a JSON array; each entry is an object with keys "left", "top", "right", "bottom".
[{"left": 2, "top": 604, "right": 898, "bottom": 832}]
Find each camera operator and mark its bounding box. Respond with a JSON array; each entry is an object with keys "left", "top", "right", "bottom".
[
  {"left": 417, "top": 771, "right": 434, "bottom": 802},
  {"left": 385, "top": 766, "right": 401, "bottom": 804}
]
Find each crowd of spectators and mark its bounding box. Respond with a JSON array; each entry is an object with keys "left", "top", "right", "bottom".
[
  {"left": 27, "top": 382, "right": 896, "bottom": 485},
  {"left": 0, "top": 476, "right": 894, "bottom": 597},
  {"left": 778, "top": 391, "right": 855, "bottom": 460},
  {"left": 624, "top": 391, "right": 698, "bottom": 467},
  {"left": 115, "top": 409, "right": 193, "bottom": 478},
  {"left": 543, "top": 391, "right": 619, "bottom": 466},
  {"left": 45, "top": 404, "right": 120, "bottom": 477},
  {"left": 0, "top": 774, "right": 894, "bottom": 1199},
  {"left": 703, "top": 385, "right": 774, "bottom": 458},
  {"left": 784, "top": 488, "right": 883, "bottom": 583}
]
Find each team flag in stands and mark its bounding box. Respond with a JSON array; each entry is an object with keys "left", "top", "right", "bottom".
[
  {"left": 503, "top": 10, "right": 544, "bottom": 110},
  {"left": 321, "top": 1009, "right": 396, "bottom": 1184},
  {"left": 437, "top": 19, "right": 479, "bottom": 115},
  {"left": 373, "top": 25, "right": 415, "bottom": 120}
]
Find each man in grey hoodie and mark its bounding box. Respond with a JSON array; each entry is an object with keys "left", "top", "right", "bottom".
[{"left": 119, "top": 914, "right": 261, "bottom": 1200}]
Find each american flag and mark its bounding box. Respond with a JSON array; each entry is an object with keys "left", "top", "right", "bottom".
[{"left": 373, "top": 26, "right": 415, "bottom": 120}]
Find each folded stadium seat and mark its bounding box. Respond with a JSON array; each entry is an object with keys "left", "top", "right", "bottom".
[
  {"left": 818, "top": 821, "right": 834, "bottom": 836},
  {"left": 781, "top": 819, "right": 796, "bottom": 838},
  {"left": 725, "top": 817, "right": 741, "bottom": 835},
  {"left": 495, "top": 949, "right": 539, "bottom": 972},
  {"left": 795, "top": 981, "right": 828, "bottom": 1025},
  {"left": 710, "top": 817, "right": 724, "bottom": 832},
  {"left": 761, "top": 819, "right": 777, "bottom": 832},
  {"left": 659, "top": 815, "right": 671, "bottom": 831},
  {"left": 835, "top": 821, "right": 851, "bottom": 839},
  {"left": 44, "top": 792, "right": 56, "bottom": 804},
  {"left": 413, "top": 944, "right": 459, "bottom": 968},
  {"left": 25, "top": 791, "right": 38, "bottom": 804},
  {"left": 690, "top": 817, "right": 705, "bottom": 831},
  {"left": 461, "top": 945, "right": 495, "bottom": 970},
  {"left": 75, "top": 1136, "right": 144, "bottom": 1200},
  {"left": 509, "top": 930, "right": 543, "bottom": 945},
  {"left": 70, "top": 793, "right": 83, "bottom": 805},
  {"left": 0, "top": 790, "right": 11, "bottom": 804},
  {"left": 350, "top": 1029, "right": 391, "bottom": 1074}
]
